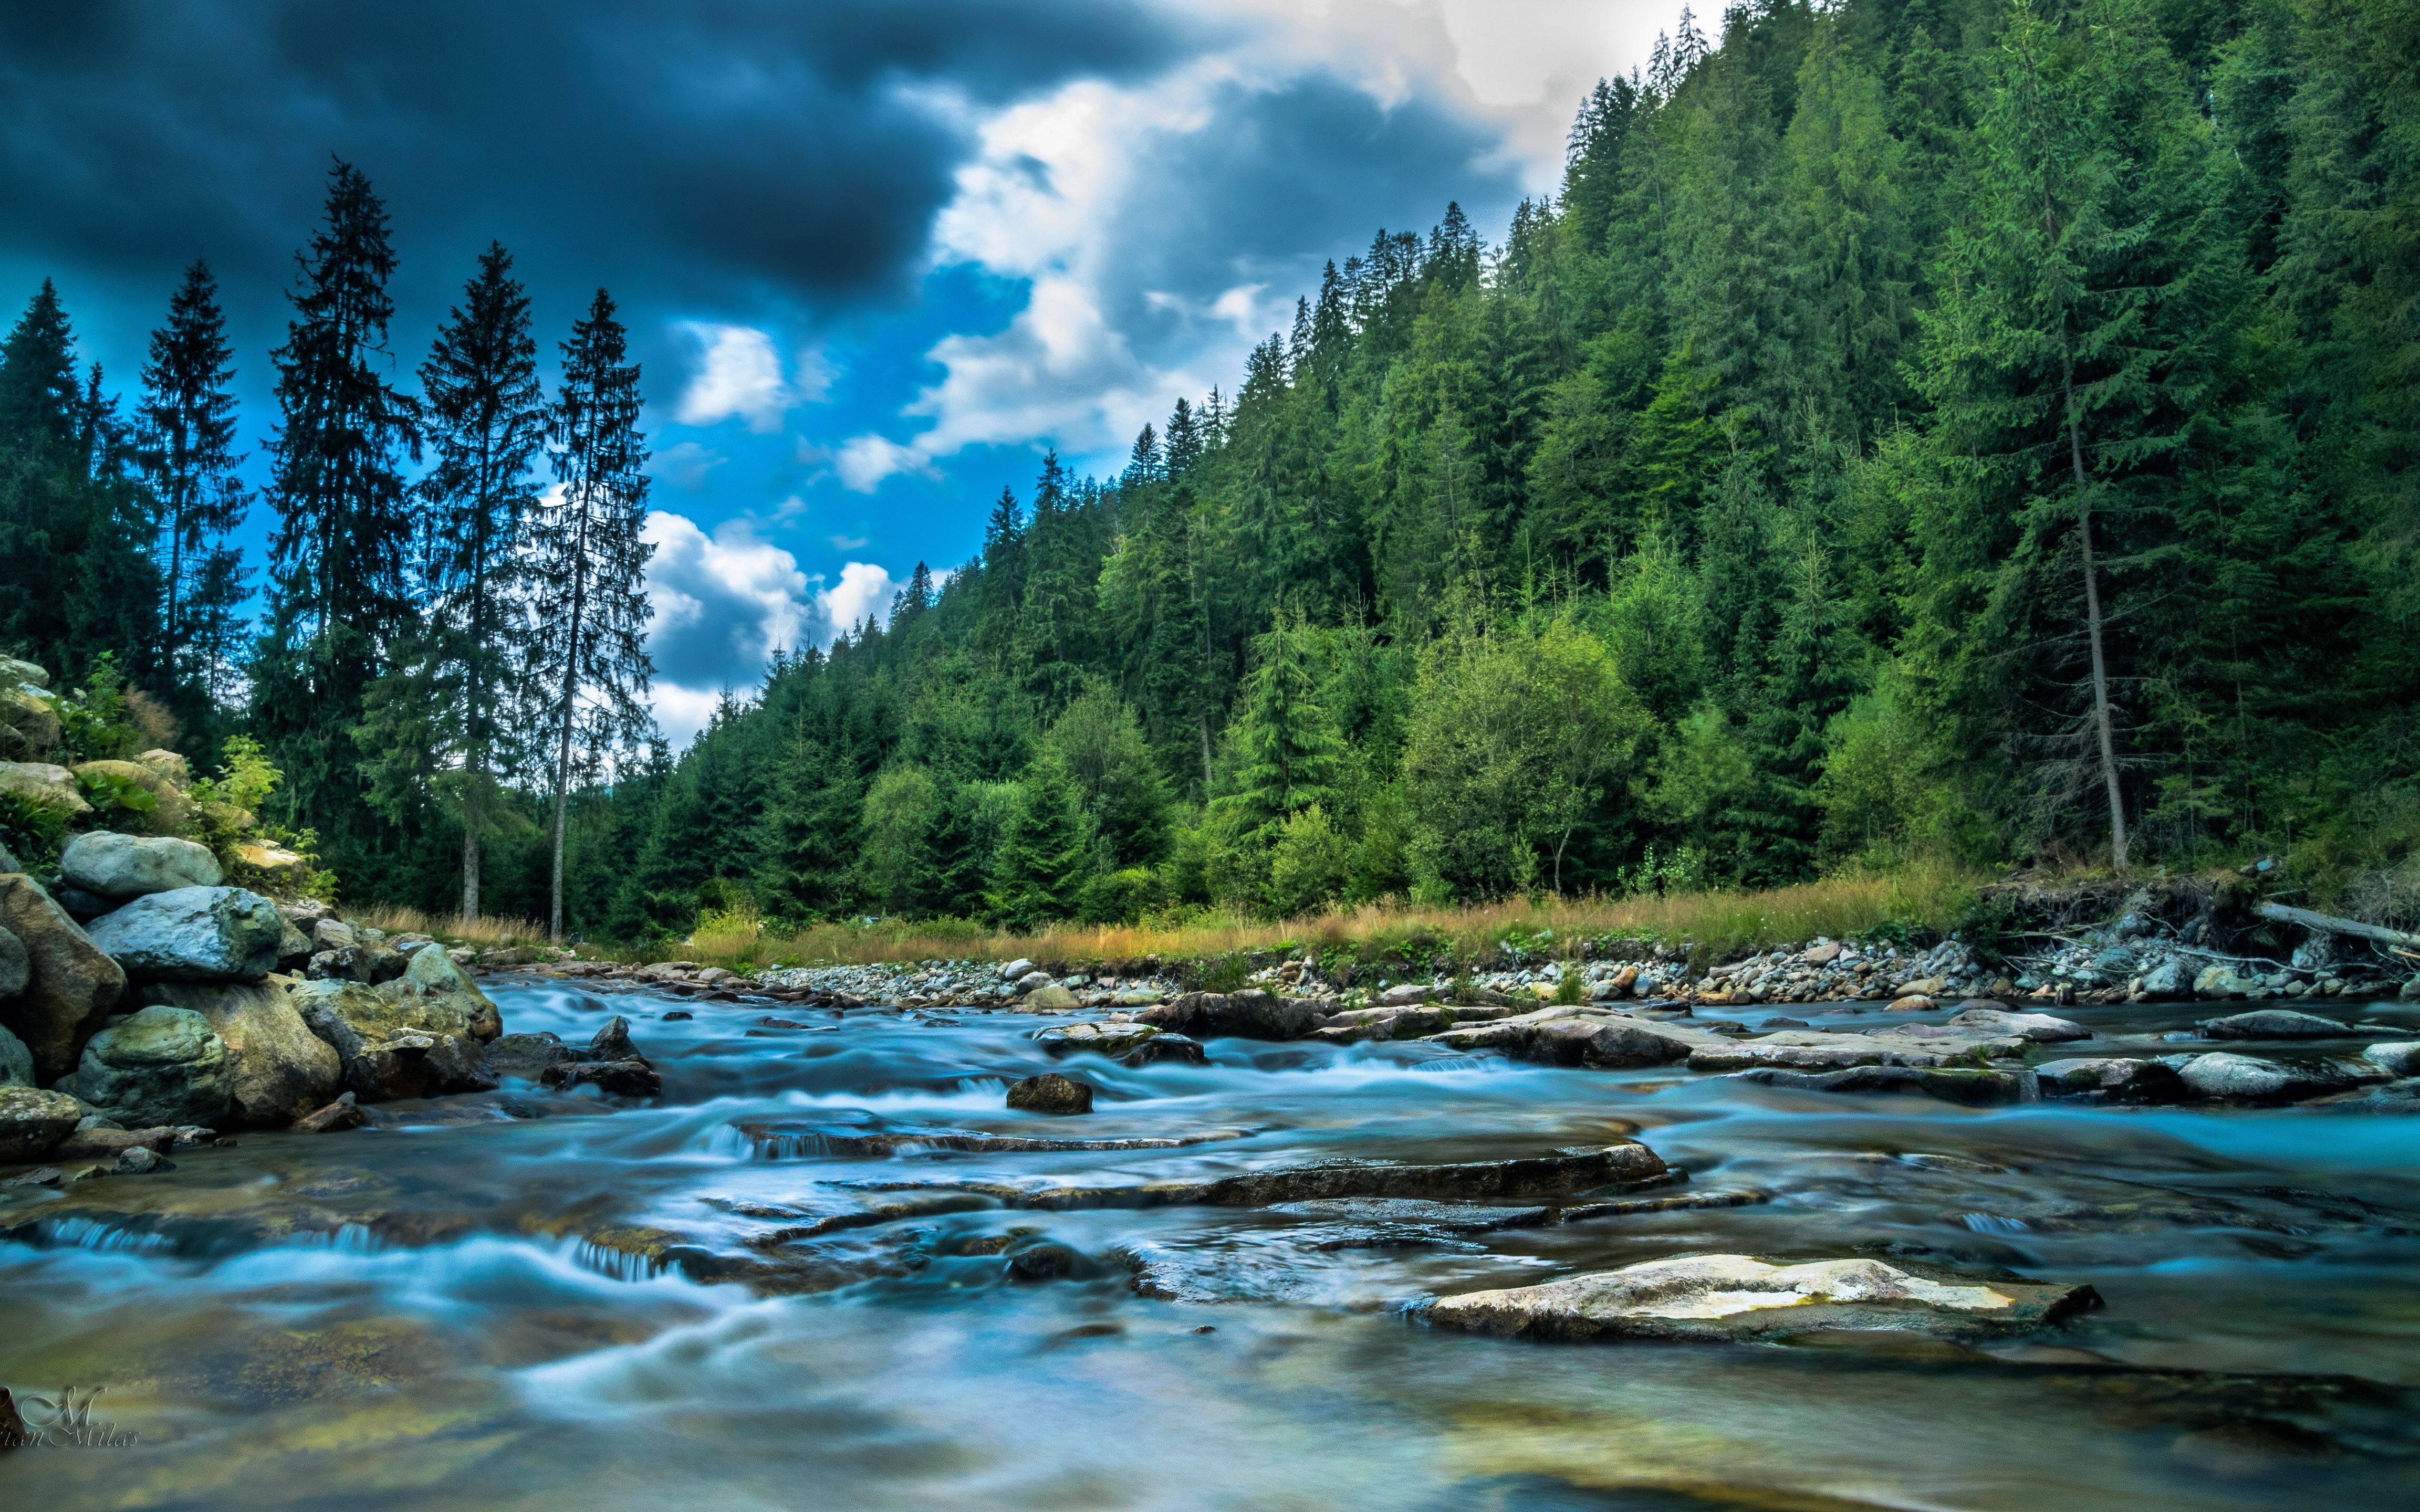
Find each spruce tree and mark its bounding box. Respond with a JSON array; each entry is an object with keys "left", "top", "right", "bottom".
[
  {"left": 255, "top": 161, "right": 422, "bottom": 865},
  {"left": 754, "top": 729, "right": 858, "bottom": 921},
  {"left": 415, "top": 242, "right": 546, "bottom": 919},
  {"left": 138, "top": 259, "right": 248, "bottom": 713},
  {"left": 531, "top": 288, "right": 655, "bottom": 939}
]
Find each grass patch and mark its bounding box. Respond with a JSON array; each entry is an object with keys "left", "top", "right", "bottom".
[
  {"left": 661, "top": 859, "right": 1980, "bottom": 973},
  {"left": 354, "top": 904, "right": 555, "bottom": 949}
]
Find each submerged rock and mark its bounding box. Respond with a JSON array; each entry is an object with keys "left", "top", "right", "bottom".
[
  {"left": 56, "top": 1005, "right": 233, "bottom": 1129},
  {"left": 84, "top": 886, "right": 284, "bottom": 983},
  {"left": 1007, "top": 1072, "right": 1093, "bottom": 1115},
  {"left": 0, "top": 873, "right": 124, "bottom": 1081},
  {"left": 0, "top": 1084, "right": 81, "bottom": 1161},
  {"left": 1427, "top": 1254, "right": 2100, "bottom": 1343},
  {"left": 484, "top": 1031, "right": 578, "bottom": 1082},
  {"left": 2198, "top": 1009, "right": 2355, "bottom": 1040},
  {"left": 291, "top": 1090, "right": 365, "bottom": 1133},
  {"left": 58, "top": 832, "right": 221, "bottom": 900}
]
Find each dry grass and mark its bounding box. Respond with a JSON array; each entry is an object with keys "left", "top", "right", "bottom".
[
  {"left": 668, "top": 859, "right": 1979, "bottom": 971},
  {"left": 354, "top": 904, "right": 555, "bottom": 948}
]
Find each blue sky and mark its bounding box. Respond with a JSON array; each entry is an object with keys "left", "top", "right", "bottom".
[{"left": 0, "top": 1, "right": 1688, "bottom": 746}]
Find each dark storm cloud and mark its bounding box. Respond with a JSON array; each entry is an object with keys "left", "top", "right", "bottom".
[{"left": 0, "top": 0, "right": 1199, "bottom": 327}]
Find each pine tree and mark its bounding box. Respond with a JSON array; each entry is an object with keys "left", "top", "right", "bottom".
[
  {"left": 413, "top": 242, "right": 546, "bottom": 919},
  {"left": 531, "top": 288, "right": 655, "bottom": 939},
  {"left": 1214, "top": 612, "right": 1344, "bottom": 838},
  {"left": 254, "top": 161, "right": 422, "bottom": 865},
  {"left": 754, "top": 728, "right": 858, "bottom": 921},
  {"left": 138, "top": 259, "right": 248, "bottom": 712},
  {"left": 915, "top": 778, "right": 991, "bottom": 917}
]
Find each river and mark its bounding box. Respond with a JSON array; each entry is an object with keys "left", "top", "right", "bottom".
[{"left": 4, "top": 978, "right": 2418, "bottom": 1509}]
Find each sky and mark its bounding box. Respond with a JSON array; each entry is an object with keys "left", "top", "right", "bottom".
[{"left": 0, "top": 0, "right": 1689, "bottom": 748}]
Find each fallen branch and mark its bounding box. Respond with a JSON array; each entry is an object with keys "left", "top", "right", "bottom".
[{"left": 2254, "top": 900, "right": 2420, "bottom": 951}]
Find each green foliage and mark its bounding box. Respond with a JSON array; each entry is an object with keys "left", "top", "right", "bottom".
[{"left": 985, "top": 751, "right": 1088, "bottom": 932}]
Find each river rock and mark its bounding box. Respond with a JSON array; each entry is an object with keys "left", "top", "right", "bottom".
[
  {"left": 1138, "top": 989, "right": 1327, "bottom": 1041},
  {"left": 1685, "top": 1020, "right": 2034, "bottom": 1073},
  {"left": 68, "top": 759, "right": 194, "bottom": 835},
  {"left": 1427, "top": 1254, "right": 2100, "bottom": 1343},
  {"left": 1024, "top": 983, "right": 1079, "bottom": 1011},
  {"left": 58, "top": 832, "right": 222, "bottom": 900},
  {"left": 291, "top": 1090, "right": 364, "bottom": 1133},
  {"left": 2361, "top": 1042, "right": 2420, "bottom": 1078},
  {"left": 2194, "top": 965, "right": 2265, "bottom": 999},
  {"left": 137, "top": 980, "right": 340, "bottom": 1126},
  {"left": 1035, "top": 1020, "right": 1207, "bottom": 1066},
  {"left": 84, "top": 886, "right": 284, "bottom": 983},
  {"left": 0, "top": 1023, "right": 30, "bottom": 1086},
  {"left": 389, "top": 942, "right": 502, "bottom": 1041},
  {"left": 56, "top": 1005, "right": 233, "bottom": 1130},
  {"left": 2035, "top": 1057, "right": 2187, "bottom": 1102},
  {"left": 1379, "top": 984, "right": 1438, "bottom": 1007},
  {"left": 0, "top": 873, "right": 124, "bottom": 1080},
  {"left": 2178, "top": 1052, "right": 2344, "bottom": 1102},
  {"left": 1311, "top": 1002, "right": 1514, "bottom": 1044},
  {"left": 543, "top": 1058, "right": 660, "bottom": 1097},
  {"left": 0, "top": 1084, "right": 81, "bottom": 1161},
  {"left": 0, "top": 924, "right": 25, "bottom": 1000},
  {"left": 2300, "top": 1077, "right": 2420, "bottom": 1113},
  {"left": 1007, "top": 1072, "right": 1093, "bottom": 1115},
  {"left": 1423, "top": 1006, "right": 1720, "bottom": 1067},
  {"left": 291, "top": 979, "right": 496, "bottom": 1100},
  {"left": 1734, "top": 1065, "right": 2035, "bottom": 1105},
  {"left": 484, "top": 1032, "right": 578, "bottom": 1082},
  {"left": 0, "top": 761, "right": 90, "bottom": 816},
  {"left": 1946, "top": 1005, "right": 2089, "bottom": 1042},
  {"left": 312, "top": 918, "right": 356, "bottom": 951},
  {"left": 2197, "top": 1009, "right": 2354, "bottom": 1040}
]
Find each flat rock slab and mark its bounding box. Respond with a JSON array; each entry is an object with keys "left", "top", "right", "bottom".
[
  {"left": 2198, "top": 1009, "right": 2358, "bottom": 1040},
  {"left": 1136, "top": 990, "right": 1329, "bottom": 1041},
  {"left": 1735, "top": 1065, "right": 2036, "bottom": 1105},
  {"left": 1687, "top": 1024, "right": 2030, "bottom": 1073},
  {"left": 1035, "top": 1021, "right": 1207, "bottom": 1066},
  {"left": 1428, "top": 1253, "right": 2101, "bottom": 1343},
  {"left": 1424, "top": 1007, "right": 1728, "bottom": 1067}
]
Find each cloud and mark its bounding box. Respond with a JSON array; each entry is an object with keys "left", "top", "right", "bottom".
[
  {"left": 652, "top": 439, "right": 725, "bottom": 491},
  {"left": 675, "top": 323, "right": 795, "bottom": 430},
  {"left": 833, "top": 433, "right": 935, "bottom": 492},
  {"left": 819, "top": 562, "right": 900, "bottom": 636}
]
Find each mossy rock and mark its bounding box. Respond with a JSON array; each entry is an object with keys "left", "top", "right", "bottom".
[{"left": 71, "top": 759, "right": 194, "bottom": 836}]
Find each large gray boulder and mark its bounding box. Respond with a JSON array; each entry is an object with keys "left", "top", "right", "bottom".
[
  {"left": 0, "top": 761, "right": 90, "bottom": 816},
  {"left": 0, "top": 873, "right": 124, "bottom": 1079},
  {"left": 1136, "top": 989, "right": 1329, "bottom": 1041},
  {"left": 61, "top": 833, "right": 216, "bottom": 901},
  {"left": 0, "top": 922, "right": 26, "bottom": 999},
  {"left": 56, "top": 1005, "right": 234, "bottom": 1130},
  {"left": 2197, "top": 1009, "right": 2355, "bottom": 1040},
  {"left": 60, "top": 832, "right": 223, "bottom": 900},
  {"left": 138, "top": 980, "right": 340, "bottom": 1126},
  {"left": 85, "top": 886, "right": 284, "bottom": 983},
  {"left": 1427, "top": 1254, "right": 2100, "bottom": 1343},
  {"left": 0, "top": 1084, "right": 81, "bottom": 1161},
  {"left": 292, "top": 979, "right": 495, "bottom": 1101},
  {"left": 390, "top": 942, "right": 502, "bottom": 1041},
  {"left": 2177, "top": 1051, "right": 2350, "bottom": 1102}
]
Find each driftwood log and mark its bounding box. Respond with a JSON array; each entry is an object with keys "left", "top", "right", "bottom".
[{"left": 2253, "top": 900, "right": 2420, "bottom": 951}]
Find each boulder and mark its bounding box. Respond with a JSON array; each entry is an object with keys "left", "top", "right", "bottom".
[
  {"left": 311, "top": 918, "right": 356, "bottom": 951},
  {"left": 1136, "top": 989, "right": 1327, "bottom": 1041},
  {"left": 543, "top": 1058, "right": 660, "bottom": 1096},
  {"left": 1427, "top": 1254, "right": 2100, "bottom": 1343},
  {"left": 1035, "top": 1020, "right": 1208, "bottom": 1066},
  {"left": 1424, "top": 1006, "right": 1725, "bottom": 1066},
  {"left": 484, "top": 1031, "right": 577, "bottom": 1082},
  {"left": 85, "top": 886, "right": 284, "bottom": 983},
  {"left": 275, "top": 916, "right": 311, "bottom": 968},
  {"left": 290, "top": 979, "right": 495, "bottom": 1100},
  {"left": 2035, "top": 1057, "right": 2187, "bottom": 1102},
  {"left": 2300, "top": 1078, "right": 2420, "bottom": 1114},
  {"left": 0, "top": 924, "right": 26, "bottom": 1000},
  {"left": 1945, "top": 1005, "right": 2090, "bottom": 1043},
  {"left": 1685, "top": 1020, "right": 2036, "bottom": 1074},
  {"left": 1007, "top": 1072, "right": 1094, "bottom": 1115},
  {"left": 233, "top": 841, "right": 310, "bottom": 883},
  {"left": 2194, "top": 964, "right": 2265, "bottom": 999},
  {"left": 137, "top": 980, "right": 340, "bottom": 1126},
  {"left": 1023, "top": 983, "right": 1079, "bottom": 1011},
  {"left": 1886, "top": 994, "right": 1936, "bottom": 1013},
  {"left": 53, "top": 885, "right": 113, "bottom": 922},
  {"left": 2137, "top": 959, "right": 2187, "bottom": 996},
  {"left": 1379, "top": 984, "right": 1438, "bottom": 1007},
  {"left": 2197, "top": 1009, "right": 2355, "bottom": 1040},
  {"left": 390, "top": 942, "right": 501, "bottom": 1040},
  {"left": 0, "top": 1023, "right": 30, "bottom": 1086},
  {"left": 999, "top": 957, "right": 1036, "bottom": 981},
  {"left": 0, "top": 873, "right": 124, "bottom": 1080},
  {"left": 69, "top": 759, "right": 194, "bottom": 835},
  {"left": 56, "top": 1005, "right": 233, "bottom": 1130},
  {"left": 308, "top": 943, "right": 408, "bottom": 984},
  {"left": 2178, "top": 1052, "right": 2345, "bottom": 1102},
  {"left": 0, "top": 761, "right": 90, "bottom": 816},
  {"left": 0, "top": 687, "right": 61, "bottom": 758},
  {"left": 0, "top": 655, "right": 49, "bottom": 689},
  {"left": 2361, "top": 1042, "right": 2420, "bottom": 1078},
  {"left": 59, "top": 832, "right": 224, "bottom": 900},
  {"left": 134, "top": 749, "right": 191, "bottom": 788},
  {"left": 0, "top": 1084, "right": 81, "bottom": 1161}
]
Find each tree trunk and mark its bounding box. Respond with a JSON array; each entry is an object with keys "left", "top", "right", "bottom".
[
  {"left": 461, "top": 770, "right": 482, "bottom": 922},
  {"left": 549, "top": 688, "right": 573, "bottom": 942},
  {"left": 2063, "top": 360, "right": 2129, "bottom": 871}
]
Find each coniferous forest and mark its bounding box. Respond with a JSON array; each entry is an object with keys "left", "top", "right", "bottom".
[{"left": 4, "top": 0, "right": 2417, "bottom": 942}]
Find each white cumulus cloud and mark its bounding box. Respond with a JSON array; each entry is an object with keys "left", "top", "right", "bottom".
[{"left": 674, "top": 322, "right": 832, "bottom": 432}]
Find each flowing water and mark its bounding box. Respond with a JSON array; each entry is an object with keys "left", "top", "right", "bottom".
[{"left": 5, "top": 980, "right": 2420, "bottom": 1509}]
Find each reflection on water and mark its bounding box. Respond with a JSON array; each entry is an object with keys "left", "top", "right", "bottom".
[{"left": 4, "top": 979, "right": 2419, "bottom": 1508}]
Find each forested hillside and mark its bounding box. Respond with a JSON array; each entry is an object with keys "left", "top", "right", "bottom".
[{"left": 5, "top": 0, "right": 2417, "bottom": 942}]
